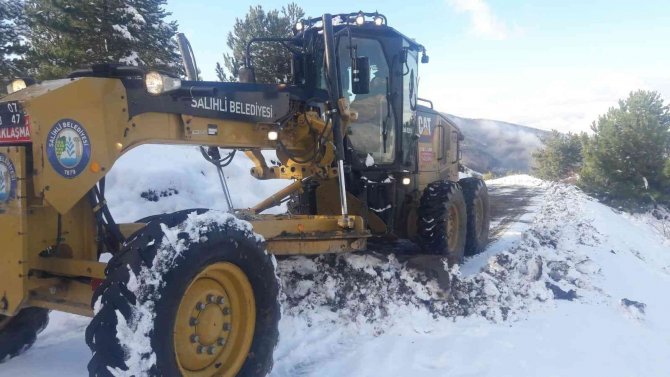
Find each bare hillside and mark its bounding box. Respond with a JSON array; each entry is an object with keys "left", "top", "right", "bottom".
[{"left": 444, "top": 114, "right": 550, "bottom": 174}]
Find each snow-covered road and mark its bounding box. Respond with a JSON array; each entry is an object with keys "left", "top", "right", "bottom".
[{"left": 1, "top": 146, "right": 669, "bottom": 377}]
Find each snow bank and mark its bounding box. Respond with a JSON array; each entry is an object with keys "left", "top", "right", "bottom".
[
  {"left": 106, "top": 145, "right": 289, "bottom": 222},
  {"left": 629, "top": 206, "right": 670, "bottom": 243},
  {"left": 486, "top": 173, "right": 546, "bottom": 187},
  {"left": 273, "top": 179, "right": 670, "bottom": 376},
  {"left": 278, "top": 183, "right": 597, "bottom": 327}
]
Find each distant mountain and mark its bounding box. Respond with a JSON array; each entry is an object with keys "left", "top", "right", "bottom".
[{"left": 443, "top": 114, "right": 550, "bottom": 174}]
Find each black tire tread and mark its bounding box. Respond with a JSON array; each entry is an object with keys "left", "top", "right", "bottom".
[
  {"left": 86, "top": 209, "right": 280, "bottom": 377},
  {"left": 416, "top": 180, "right": 467, "bottom": 264},
  {"left": 459, "top": 177, "right": 491, "bottom": 255},
  {"left": 0, "top": 308, "right": 49, "bottom": 363}
]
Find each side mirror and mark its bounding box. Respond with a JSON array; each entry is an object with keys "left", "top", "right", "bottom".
[
  {"left": 421, "top": 53, "right": 429, "bottom": 64},
  {"left": 351, "top": 57, "right": 370, "bottom": 94}
]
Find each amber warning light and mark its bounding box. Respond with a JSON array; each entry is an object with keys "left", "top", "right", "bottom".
[{"left": 0, "top": 102, "right": 31, "bottom": 144}]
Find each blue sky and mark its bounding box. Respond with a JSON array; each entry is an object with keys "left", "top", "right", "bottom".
[{"left": 166, "top": 0, "right": 670, "bottom": 132}]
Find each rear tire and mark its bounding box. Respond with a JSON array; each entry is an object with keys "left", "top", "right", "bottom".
[
  {"left": 86, "top": 209, "right": 280, "bottom": 377},
  {"left": 0, "top": 308, "right": 49, "bottom": 363},
  {"left": 417, "top": 181, "right": 467, "bottom": 265},
  {"left": 460, "top": 177, "right": 491, "bottom": 255}
]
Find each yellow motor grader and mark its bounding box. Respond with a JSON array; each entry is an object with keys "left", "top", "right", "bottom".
[{"left": 0, "top": 12, "right": 489, "bottom": 377}]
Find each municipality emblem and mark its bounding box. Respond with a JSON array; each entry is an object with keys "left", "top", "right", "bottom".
[
  {"left": 0, "top": 153, "right": 17, "bottom": 204},
  {"left": 47, "top": 119, "right": 91, "bottom": 179}
]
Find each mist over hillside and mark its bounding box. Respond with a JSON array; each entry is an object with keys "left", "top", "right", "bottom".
[{"left": 444, "top": 114, "right": 550, "bottom": 174}]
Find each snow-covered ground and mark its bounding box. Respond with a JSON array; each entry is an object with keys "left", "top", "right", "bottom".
[{"left": 1, "top": 146, "right": 669, "bottom": 376}]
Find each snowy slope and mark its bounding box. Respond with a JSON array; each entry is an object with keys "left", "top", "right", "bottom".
[
  {"left": 273, "top": 177, "right": 670, "bottom": 376},
  {"left": 0, "top": 146, "right": 668, "bottom": 376},
  {"left": 104, "top": 145, "right": 290, "bottom": 221},
  {"left": 444, "top": 114, "right": 549, "bottom": 175}
]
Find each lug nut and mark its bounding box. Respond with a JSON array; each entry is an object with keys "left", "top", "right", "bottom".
[
  {"left": 189, "top": 317, "right": 199, "bottom": 326},
  {"left": 217, "top": 337, "right": 226, "bottom": 346},
  {"left": 223, "top": 323, "right": 231, "bottom": 331},
  {"left": 207, "top": 294, "right": 216, "bottom": 303},
  {"left": 217, "top": 296, "right": 225, "bottom": 304},
  {"left": 196, "top": 302, "right": 206, "bottom": 311},
  {"left": 190, "top": 335, "right": 200, "bottom": 343},
  {"left": 222, "top": 307, "right": 230, "bottom": 315},
  {"left": 197, "top": 345, "right": 205, "bottom": 354},
  {"left": 207, "top": 346, "right": 216, "bottom": 355}
]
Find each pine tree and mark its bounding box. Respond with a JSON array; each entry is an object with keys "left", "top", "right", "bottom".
[
  {"left": 660, "top": 158, "right": 670, "bottom": 196},
  {"left": 217, "top": 3, "right": 304, "bottom": 83},
  {"left": 23, "top": 0, "right": 181, "bottom": 80},
  {"left": 124, "top": 0, "right": 181, "bottom": 71},
  {"left": 579, "top": 90, "right": 670, "bottom": 204},
  {"left": 0, "top": 0, "right": 28, "bottom": 79},
  {"left": 532, "top": 130, "right": 583, "bottom": 181}
]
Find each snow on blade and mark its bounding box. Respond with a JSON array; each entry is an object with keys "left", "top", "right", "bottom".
[{"left": 278, "top": 183, "right": 599, "bottom": 327}]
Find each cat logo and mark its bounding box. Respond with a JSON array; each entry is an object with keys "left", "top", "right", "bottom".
[
  {"left": 46, "top": 119, "right": 92, "bottom": 179},
  {"left": 417, "top": 115, "right": 433, "bottom": 142}
]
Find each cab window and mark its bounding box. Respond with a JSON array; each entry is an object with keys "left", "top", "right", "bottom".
[
  {"left": 338, "top": 37, "right": 396, "bottom": 164},
  {"left": 402, "top": 48, "right": 419, "bottom": 167}
]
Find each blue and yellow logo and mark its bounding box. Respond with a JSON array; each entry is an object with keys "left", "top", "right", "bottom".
[
  {"left": 0, "top": 153, "right": 17, "bottom": 204},
  {"left": 47, "top": 119, "right": 91, "bottom": 179}
]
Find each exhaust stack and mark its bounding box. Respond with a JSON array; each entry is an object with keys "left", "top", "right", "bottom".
[{"left": 176, "top": 33, "right": 199, "bottom": 81}]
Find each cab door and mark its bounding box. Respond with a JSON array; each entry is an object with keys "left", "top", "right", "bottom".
[
  {"left": 416, "top": 108, "right": 461, "bottom": 187},
  {"left": 435, "top": 119, "right": 451, "bottom": 180},
  {"left": 437, "top": 119, "right": 461, "bottom": 182},
  {"left": 340, "top": 36, "right": 397, "bottom": 165},
  {"left": 416, "top": 106, "right": 439, "bottom": 189}
]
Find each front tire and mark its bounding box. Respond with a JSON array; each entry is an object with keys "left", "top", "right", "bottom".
[
  {"left": 86, "top": 209, "right": 280, "bottom": 377},
  {"left": 0, "top": 308, "right": 49, "bottom": 363},
  {"left": 417, "top": 181, "right": 467, "bottom": 265}
]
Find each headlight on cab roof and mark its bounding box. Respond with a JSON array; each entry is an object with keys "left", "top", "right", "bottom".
[
  {"left": 6, "top": 79, "right": 28, "bottom": 94},
  {"left": 144, "top": 71, "right": 181, "bottom": 95}
]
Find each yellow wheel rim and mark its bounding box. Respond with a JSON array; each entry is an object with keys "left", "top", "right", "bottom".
[
  {"left": 174, "top": 262, "right": 256, "bottom": 377},
  {"left": 446, "top": 204, "right": 460, "bottom": 254}
]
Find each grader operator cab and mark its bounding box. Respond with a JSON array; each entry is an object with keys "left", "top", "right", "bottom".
[{"left": 0, "top": 12, "right": 490, "bottom": 377}]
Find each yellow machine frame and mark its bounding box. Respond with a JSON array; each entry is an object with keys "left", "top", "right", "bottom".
[{"left": 0, "top": 77, "right": 369, "bottom": 318}]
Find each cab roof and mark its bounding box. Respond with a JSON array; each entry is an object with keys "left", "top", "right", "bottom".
[{"left": 295, "top": 12, "right": 425, "bottom": 51}]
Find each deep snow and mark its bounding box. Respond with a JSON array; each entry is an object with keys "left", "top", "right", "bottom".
[{"left": 0, "top": 146, "right": 669, "bottom": 376}]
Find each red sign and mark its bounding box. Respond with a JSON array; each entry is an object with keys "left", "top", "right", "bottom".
[
  {"left": 420, "top": 150, "right": 434, "bottom": 163},
  {"left": 0, "top": 101, "right": 31, "bottom": 144}
]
